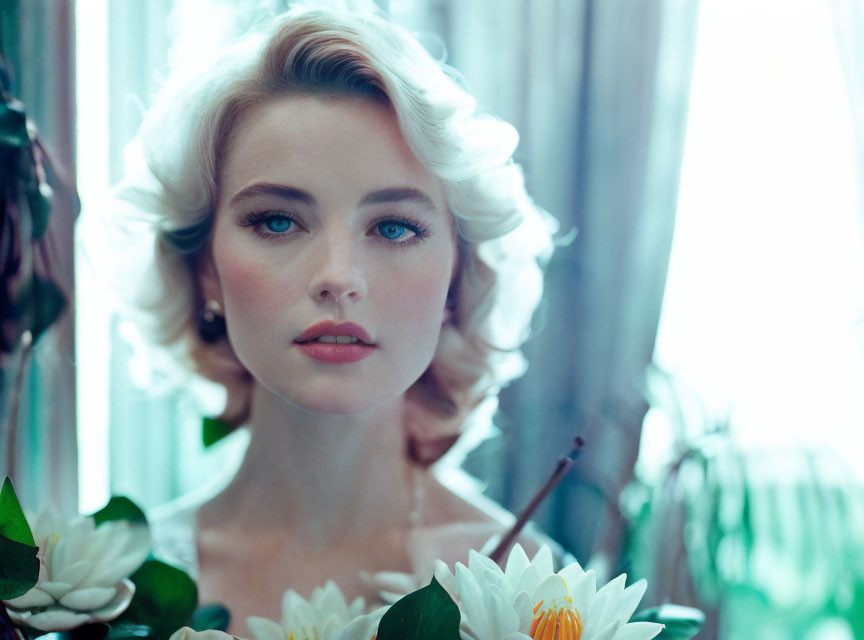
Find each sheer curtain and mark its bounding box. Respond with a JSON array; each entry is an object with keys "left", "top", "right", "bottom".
[{"left": 436, "top": 0, "right": 701, "bottom": 566}]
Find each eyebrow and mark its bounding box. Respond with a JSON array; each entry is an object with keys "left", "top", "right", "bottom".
[
  {"left": 228, "top": 183, "right": 439, "bottom": 213},
  {"left": 359, "top": 187, "right": 438, "bottom": 212},
  {"left": 229, "top": 183, "right": 314, "bottom": 207}
]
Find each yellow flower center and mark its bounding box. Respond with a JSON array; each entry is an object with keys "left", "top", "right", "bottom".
[{"left": 530, "top": 597, "right": 583, "bottom": 640}]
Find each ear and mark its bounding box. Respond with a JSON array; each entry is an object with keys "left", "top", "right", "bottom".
[{"left": 197, "top": 248, "right": 224, "bottom": 308}]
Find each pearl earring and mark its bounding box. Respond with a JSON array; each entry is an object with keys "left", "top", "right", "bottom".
[{"left": 198, "top": 299, "right": 226, "bottom": 343}]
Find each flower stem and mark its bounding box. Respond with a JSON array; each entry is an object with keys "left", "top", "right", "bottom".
[{"left": 488, "top": 437, "right": 585, "bottom": 565}]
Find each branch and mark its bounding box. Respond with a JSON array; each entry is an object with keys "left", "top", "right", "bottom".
[{"left": 488, "top": 436, "right": 585, "bottom": 564}]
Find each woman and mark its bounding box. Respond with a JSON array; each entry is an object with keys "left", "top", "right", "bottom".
[{"left": 100, "top": 5, "right": 560, "bottom": 635}]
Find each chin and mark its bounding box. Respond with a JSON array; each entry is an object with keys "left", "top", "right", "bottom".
[{"left": 279, "top": 386, "right": 395, "bottom": 417}]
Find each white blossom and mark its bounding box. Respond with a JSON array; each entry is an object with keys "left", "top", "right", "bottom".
[
  {"left": 3, "top": 509, "right": 150, "bottom": 632},
  {"left": 246, "top": 581, "right": 383, "bottom": 640},
  {"left": 435, "top": 544, "right": 664, "bottom": 640}
]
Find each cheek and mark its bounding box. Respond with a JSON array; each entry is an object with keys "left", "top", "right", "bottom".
[
  {"left": 214, "top": 242, "right": 297, "bottom": 330},
  {"left": 381, "top": 262, "right": 450, "bottom": 329}
]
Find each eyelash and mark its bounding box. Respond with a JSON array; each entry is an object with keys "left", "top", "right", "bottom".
[{"left": 238, "top": 211, "right": 431, "bottom": 247}]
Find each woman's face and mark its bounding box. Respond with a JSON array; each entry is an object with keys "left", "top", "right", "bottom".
[{"left": 203, "top": 93, "right": 456, "bottom": 415}]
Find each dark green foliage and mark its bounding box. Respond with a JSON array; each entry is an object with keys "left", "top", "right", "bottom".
[
  {"left": 0, "top": 535, "right": 40, "bottom": 601},
  {"left": 188, "top": 605, "right": 230, "bottom": 633},
  {"left": 0, "top": 477, "right": 34, "bottom": 545},
  {"left": 0, "top": 477, "right": 39, "bottom": 600},
  {"left": 376, "top": 577, "right": 461, "bottom": 640},
  {"left": 632, "top": 605, "right": 705, "bottom": 640},
  {"left": 201, "top": 417, "right": 232, "bottom": 448},
  {"left": 90, "top": 497, "right": 148, "bottom": 528},
  {"left": 120, "top": 561, "right": 198, "bottom": 640}
]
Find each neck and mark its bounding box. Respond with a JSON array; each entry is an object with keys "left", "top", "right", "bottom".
[{"left": 205, "top": 383, "right": 420, "bottom": 549}]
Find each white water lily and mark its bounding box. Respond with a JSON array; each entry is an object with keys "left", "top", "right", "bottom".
[
  {"left": 169, "top": 627, "right": 241, "bottom": 640},
  {"left": 246, "top": 581, "right": 383, "bottom": 640},
  {"left": 435, "top": 544, "right": 664, "bottom": 640},
  {"left": 3, "top": 509, "right": 150, "bottom": 632}
]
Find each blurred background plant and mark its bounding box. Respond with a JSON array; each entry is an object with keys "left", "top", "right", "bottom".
[{"left": 621, "top": 368, "right": 864, "bottom": 640}]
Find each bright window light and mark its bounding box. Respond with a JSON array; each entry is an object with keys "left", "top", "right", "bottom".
[
  {"left": 647, "top": 0, "right": 864, "bottom": 477},
  {"left": 74, "top": 0, "right": 112, "bottom": 513}
]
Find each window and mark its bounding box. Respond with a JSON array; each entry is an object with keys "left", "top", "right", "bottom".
[{"left": 642, "top": 0, "right": 864, "bottom": 481}]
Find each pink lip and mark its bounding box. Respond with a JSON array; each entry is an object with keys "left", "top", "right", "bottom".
[
  {"left": 294, "top": 321, "right": 376, "bottom": 363},
  {"left": 295, "top": 321, "right": 374, "bottom": 345},
  {"left": 295, "top": 342, "right": 375, "bottom": 364}
]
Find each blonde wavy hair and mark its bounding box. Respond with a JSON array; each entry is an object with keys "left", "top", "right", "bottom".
[{"left": 105, "top": 5, "right": 557, "bottom": 465}]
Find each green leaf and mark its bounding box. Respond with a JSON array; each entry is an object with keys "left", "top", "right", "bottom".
[
  {"left": 188, "top": 605, "right": 230, "bottom": 633},
  {"left": 90, "top": 497, "right": 148, "bottom": 528},
  {"left": 0, "top": 99, "right": 29, "bottom": 147},
  {"left": 121, "top": 560, "right": 197, "bottom": 640},
  {"left": 376, "top": 576, "right": 460, "bottom": 640},
  {"left": 632, "top": 605, "right": 705, "bottom": 640},
  {"left": 26, "top": 182, "right": 52, "bottom": 240},
  {"left": 201, "top": 418, "right": 232, "bottom": 448},
  {"left": 0, "top": 534, "right": 40, "bottom": 600},
  {"left": 0, "top": 477, "right": 35, "bottom": 546}
]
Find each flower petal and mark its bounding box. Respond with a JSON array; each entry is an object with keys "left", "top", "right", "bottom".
[
  {"left": 59, "top": 586, "right": 116, "bottom": 611},
  {"left": 512, "top": 590, "right": 533, "bottom": 633},
  {"left": 90, "top": 580, "right": 136, "bottom": 622},
  {"left": 558, "top": 560, "right": 587, "bottom": 587},
  {"left": 514, "top": 563, "right": 543, "bottom": 596},
  {"left": 53, "top": 560, "right": 91, "bottom": 587},
  {"left": 595, "top": 574, "right": 626, "bottom": 603},
  {"left": 338, "top": 611, "right": 380, "bottom": 640},
  {"left": 247, "top": 615, "right": 287, "bottom": 640},
  {"left": 4, "top": 587, "right": 55, "bottom": 609},
  {"left": 592, "top": 575, "right": 626, "bottom": 629},
  {"left": 530, "top": 574, "right": 570, "bottom": 611},
  {"left": 433, "top": 559, "right": 459, "bottom": 602},
  {"left": 23, "top": 608, "right": 91, "bottom": 631},
  {"left": 169, "top": 627, "right": 236, "bottom": 640},
  {"left": 488, "top": 583, "right": 520, "bottom": 637},
  {"left": 530, "top": 546, "right": 554, "bottom": 576},
  {"left": 582, "top": 591, "right": 610, "bottom": 637},
  {"left": 612, "top": 622, "right": 665, "bottom": 640},
  {"left": 504, "top": 544, "right": 530, "bottom": 579},
  {"left": 592, "top": 619, "right": 622, "bottom": 640},
  {"left": 565, "top": 569, "right": 596, "bottom": 620},
  {"left": 38, "top": 581, "right": 74, "bottom": 600},
  {"left": 456, "top": 563, "right": 491, "bottom": 639},
  {"left": 612, "top": 579, "right": 648, "bottom": 625},
  {"left": 468, "top": 550, "right": 503, "bottom": 581}
]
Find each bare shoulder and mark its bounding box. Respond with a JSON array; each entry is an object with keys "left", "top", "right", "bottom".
[{"left": 424, "top": 465, "right": 573, "bottom": 569}]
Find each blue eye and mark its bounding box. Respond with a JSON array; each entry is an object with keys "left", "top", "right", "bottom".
[
  {"left": 377, "top": 221, "right": 408, "bottom": 240},
  {"left": 265, "top": 216, "right": 292, "bottom": 233}
]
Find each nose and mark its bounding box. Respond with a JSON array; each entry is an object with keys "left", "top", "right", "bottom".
[{"left": 307, "top": 233, "right": 368, "bottom": 305}]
